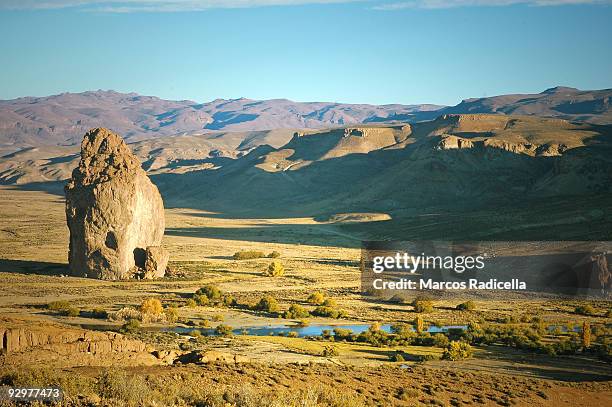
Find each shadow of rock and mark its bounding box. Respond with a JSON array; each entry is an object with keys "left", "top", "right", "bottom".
[{"left": 0, "top": 258, "right": 69, "bottom": 276}]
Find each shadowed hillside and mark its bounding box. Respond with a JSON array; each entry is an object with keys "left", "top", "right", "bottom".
[{"left": 2, "top": 113, "right": 611, "bottom": 241}]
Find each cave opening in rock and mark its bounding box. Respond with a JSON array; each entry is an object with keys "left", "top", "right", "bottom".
[{"left": 134, "top": 247, "right": 146, "bottom": 269}]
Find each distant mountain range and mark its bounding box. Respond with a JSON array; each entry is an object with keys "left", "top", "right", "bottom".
[
  {"left": 1, "top": 86, "right": 611, "bottom": 155},
  {"left": 0, "top": 90, "right": 441, "bottom": 154}
]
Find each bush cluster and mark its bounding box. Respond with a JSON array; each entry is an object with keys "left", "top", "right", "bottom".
[
  {"left": 411, "top": 296, "right": 434, "bottom": 313},
  {"left": 456, "top": 300, "right": 476, "bottom": 311},
  {"left": 233, "top": 250, "right": 282, "bottom": 260},
  {"left": 575, "top": 304, "right": 596, "bottom": 316},
  {"left": 442, "top": 341, "right": 473, "bottom": 360},
  {"left": 265, "top": 261, "right": 285, "bottom": 277},
  {"left": 192, "top": 284, "right": 237, "bottom": 308},
  {"left": 284, "top": 304, "right": 310, "bottom": 319},
  {"left": 307, "top": 291, "right": 326, "bottom": 305},
  {"left": 233, "top": 250, "right": 266, "bottom": 260},
  {"left": 47, "top": 300, "right": 80, "bottom": 317},
  {"left": 253, "top": 296, "right": 280, "bottom": 313}
]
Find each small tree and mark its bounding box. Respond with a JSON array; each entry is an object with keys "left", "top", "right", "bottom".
[
  {"left": 414, "top": 316, "right": 424, "bottom": 334},
  {"left": 412, "top": 296, "right": 434, "bottom": 313},
  {"left": 321, "top": 345, "right": 339, "bottom": 357},
  {"left": 196, "top": 284, "right": 222, "bottom": 301},
  {"left": 254, "top": 295, "right": 280, "bottom": 313},
  {"left": 284, "top": 304, "right": 310, "bottom": 319},
  {"left": 582, "top": 321, "right": 591, "bottom": 348},
  {"left": 164, "top": 306, "right": 179, "bottom": 323},
  {"left": 265, "top": 261, "right": 285, "bottom": 277},
  {"left": 215, "top": 324, "right": 233, "bottom": 336},
  {"left": 140, "top": 298, "right": 163, "bottom": 316},
  {"left": 456, "top": 300, "right": 475, "bottom": 311},
  {"left": 307, "top": 292, "right": 325, "bottom": 305}
]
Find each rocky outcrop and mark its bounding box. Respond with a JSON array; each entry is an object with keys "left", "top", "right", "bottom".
[
  {"left": 65, "top": 128, "right": 168, "bottom": 280},
  {"left": 436, "top": 134, "right": 569, "bottom": 157},
  {"left": 0, "top": 319, "right": 160, "bottom": 367}
]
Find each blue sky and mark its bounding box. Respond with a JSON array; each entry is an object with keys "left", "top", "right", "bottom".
[{"left": 0, "top": 1, "right": 611, "bottom": 105}]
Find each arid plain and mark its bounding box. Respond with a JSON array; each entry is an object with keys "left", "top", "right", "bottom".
[{"left": 0, "top": 184, "right": 611, "bottom": 406}]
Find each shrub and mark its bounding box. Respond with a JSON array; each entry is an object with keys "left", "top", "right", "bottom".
[
  {"left": 333, "top": 328, "right": 353, "bottom": 341},
  {"left": 267, "top": 251, "right": 281, "bottom": 258},
  {"left": 312, "top": 306, "right": 347, "bottom": 319},
  {"left": 140, "top": 298, "right": 163, "bottom": 316},
  {"left": 185, "top": 299, "right": 197, "bottom": 308},
  {"left": 412, "top": 296, "right": 434, "bottom": 313},
  {"left": 96, "top": 368, "right": 149, "bottom": 405},
  {"left": 396, "top": 388, "right": 420, "bottom": 400},
  {"left": 456, "top": 300, "right": 476, "bottom": 311},
  {"left": 215, "top": 324, "right": 233, "bottom": 336},
  {"left": 307, "top": 292, "right": 325, "bottom": 305},
  {"left": 193, "top": 294, "right": 209, "bottom": 306},
  {"left": 287, "top": 331, "right": 298, "bottom": 338},
  {"left": 575, "top": 304, "right": 596, "bottom": 316},
  {"left": 108, "top": 307, "right": 142, "bottom": 322},
  {"left": 212, "top": 314, "right": 224, "bottom": 322},
  {"left": 321, "top": 345, "right": 339, "bottom": 357},
  {"left": 322, "top": 298, "right": 337, "bottom": 307},
  {"left": 433, "top": 333, "right": 450, "bottom": 347},
  {"left": 47, "top": 300, "right": 71, "bottom": 311},
  {"left": 254, "top": 296, "right": 280, "bottom": 313},
  {"left": 391, "top": 352, "right": 405, "bottom": 362},
  {"left": 222, "top": 294, "right": 237, "bottom": 307},
  {"left": 164, "top": 307, "right": 179, "bottom": 323},
  {"left": 442, "top": 341, "right": 473, "bottom": 360},
  {"left": 390, "top": 323, "right": 408, "bottom": 335},
  {"left": 265, "top": 261, "right": 285, "bottom": 277},
  {"left": 284, "top": 304, "right": 310, "bottom": 319},
  {"left": 233, "top": 250, "right": 266, "bottom": 260},
  {"left": 196, "top": 284, "right": 222, "bottom": 301},
  {"left": 48, "top": 301, "right": 80, "bottom": 317},
  {"left": 120, "top": 319, "right": 141, "bottom": 333}
]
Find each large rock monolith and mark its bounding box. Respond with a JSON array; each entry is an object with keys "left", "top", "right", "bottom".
[{"left": 65, "top": 128, "right": 168, "bottom": 280}]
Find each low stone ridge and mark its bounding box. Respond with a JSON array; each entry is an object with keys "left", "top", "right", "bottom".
[
  {"left": 65, "top": 128, "right": 168, "bottom": 280},
  {"left": 0, "top": 318, "right": 160, "bottom": 367}
]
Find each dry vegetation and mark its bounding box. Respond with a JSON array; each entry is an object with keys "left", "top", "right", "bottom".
[{"left": 0, "top": 186, "right": 611, "bottom": 406}]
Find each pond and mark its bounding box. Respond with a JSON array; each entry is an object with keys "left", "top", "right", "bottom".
[{"left": 166, "top": 323, "right": 468, "bottom": 338}]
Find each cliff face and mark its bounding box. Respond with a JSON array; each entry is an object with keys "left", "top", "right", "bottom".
[{"left": 65, "top": 128, "right": 167, "bottom": 280}]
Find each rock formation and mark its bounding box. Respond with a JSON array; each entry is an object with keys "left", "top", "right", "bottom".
[{"left": 65, "top": 128, "right": 168, "bottom": 280}]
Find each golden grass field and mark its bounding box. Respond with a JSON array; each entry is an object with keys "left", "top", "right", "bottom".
[{"left": 0, "top": 185, "right": 611, "bottom": 406}]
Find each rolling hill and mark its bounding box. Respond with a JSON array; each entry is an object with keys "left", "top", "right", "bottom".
[{"left": 2, "top": 112, "right": 611, "bottom": 240}]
